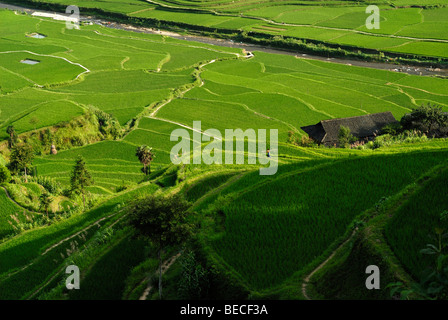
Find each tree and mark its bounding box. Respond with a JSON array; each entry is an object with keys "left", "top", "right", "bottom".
[
  {"left": 401, "top": 103, "right": 448, "bottom": 137},
  {"left": 9, "top": 143, "right": 34, "bottom": 182},
  {"left": 338, "top": 125, "right": 356, "bottom": 148},
  {"left": 29, "top": 117, "right": 39, "bottom": 131},
  {"left": 0, "top": 165, "right": 11, "bottom": 184},
  {"left": 70, "top": 156, "right": 93, "bottom": 210},
  {"left": 127, "top": 193, "right": 192, "bottom": 299},
  {"left": 39, "top": 191, "right": 52, "bottom": 217},
  {"left": 6, "top": 126, "right": 17, "bottom": 148},
  {"left": 93, "top": 109, "right": 122, "bottom": 140},
  {"left": 381, "top": 122, "right": 403, "bottom": 136},
  {"left": 41, "top": 128, "right": 53, "bottom": 146},
  {"left": 178, "top": 250, "right": 210, "bottom": 299},
  {"left": 136, "top": 145, "right": 155, "bottom": 175}
]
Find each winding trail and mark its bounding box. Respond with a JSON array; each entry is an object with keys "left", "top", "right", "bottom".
[
  {"left": 301, "top": 229, "right": 357, "bottom": 300},
  {"left": 1, "top": 185, "right": 39, "bottom": 213},
  {"left": 1, "top": 209, "right": 122, "bottom": 283},
  {"left": 41, "top": 211, "right": 120, "bottom": 256},
  {"left": 139, "top": 252, "right": 182, "bottom": 300},
  {"left": 149, "top": 59, "right": 219, "bottom": 117}
]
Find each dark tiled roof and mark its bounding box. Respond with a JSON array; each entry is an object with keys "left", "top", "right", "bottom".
[
  {"left": 300, "top": 112, "right": 397, "bottom": 144},
  {"left": 301, "top": 122, "right": 326, "bottom": 142}
]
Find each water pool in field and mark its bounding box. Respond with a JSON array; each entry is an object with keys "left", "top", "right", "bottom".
[
  {"left": 20, "top": 59, "right": 40, "bottom": 65},
  {"left": 28, "top": 33, "right": 46, "bottom": 39}
]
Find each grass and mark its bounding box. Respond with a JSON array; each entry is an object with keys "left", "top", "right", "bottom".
[
  {"left": 184, "top": 171, "right": 236, "bottom": 202},
  {"left": 207, "top": 148, "right": 448, "bottom": 290},
  {"left": 0, "top": 183, "right": 159, "bottom": 278},
  {"left": 0, "top": 188, "right": 29, "bottom": 239},
  {"left": 67, "top": 233, "right": 147, "bottom": 300},
  {"left": 385, "top": 168, "right": 448, "bottom": 280},
  {"left": 0, "top": 51, "right": 86, "bottom": 87},
  {"left": 0, "top": 9, "right": 239, "bottom": 130}
]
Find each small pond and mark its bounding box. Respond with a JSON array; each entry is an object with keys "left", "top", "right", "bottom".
[
  {"left": 28, "top": 33, "right": 46, "bottom": 39},
  {"left": 20, "top": 59, "right": 40, "bottom": 65}
]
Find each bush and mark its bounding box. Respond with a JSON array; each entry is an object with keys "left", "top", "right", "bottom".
[
  {"left": 362, "top": 130, "right": 428, "bottom": 150},
  {"left": 287, "top": 131, "right": 316, "bottom": 147},
  {"left": 338, "top": 125, "right": 357, "bottom": 148},
  {"left": 178, "top": 250, "right": 210, "bottom": 300},
  {"left": 29, "top": 176, "right": 63, "bottom": 195},
  {"left": 382, "top": 122, "right": 403, "bottom": 135},
  {"left": 0, "top": 165, "right": 11, "bottom": 184},
  {"left": 399, "top": 130, "right": 428, "bottom": 143},
  {"left": 400, "top": 104, "right": 448, "bottom": 137},
  {"left": 92, "top": 108, "right": 123, "bottom": 140},
  {"left": 372, "top": 134, "right": 394, "bottom": 148}
]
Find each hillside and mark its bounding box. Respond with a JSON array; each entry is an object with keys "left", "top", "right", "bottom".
[{"left": 0, "top": 2, "right": 447, "bottom": 303}]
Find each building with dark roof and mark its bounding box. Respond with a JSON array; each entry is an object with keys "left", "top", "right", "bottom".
[{"left": 300, "top": 111, "right": 397, "bottom": 146}]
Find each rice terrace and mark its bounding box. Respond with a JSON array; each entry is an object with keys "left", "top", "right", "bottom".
[{"left": 0, "top": 0, "right": 447, "bottom": 306}]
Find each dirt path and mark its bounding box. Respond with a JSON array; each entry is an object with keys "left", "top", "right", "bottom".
[
  {"left": 149, "top": 58, "right": 219, "bottom": 117},
  {"left": 1, "top": 186, "right": 38, "bottom": 213},
  {"left": 301, "top": 229, "right": 357, "bottom": 300},
  {"left": 1, "top": 210, "right": 121, "bottom": 283},
  {"left": 41, "top": 211, "right": 120, "bottom": 256},
  {"left": 139, "top": 252, "right": 182, "bottom": 300},
  {"left": 191, "top": 172, "right": 245, "bottom": 208}
]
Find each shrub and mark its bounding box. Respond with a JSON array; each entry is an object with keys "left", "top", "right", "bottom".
[
  {"left": 364, "top": 130, "right": 428, "bottom": 150},
  {"left": 92, "top": 108, "right": 123, "bottom": 140},
  {"left": 116, "top": 182, "right": 128, "bottom": 193},
  {"left": 394, "top": 130, "right": 427, "bottom": 144},
  {"left": 0, "top": 165, "right": 11, "bottom": 184},
  {"left": 299, "top": 135, "right": 316, "bottom": 147},
  {"left": 400, "top": 103, "right": 448, "bottom": 137},
  {"left": 178, "top": 250, "right": 210, "bottom": 300},
  {"left": 30, "top": 176, "right": 62, "bottom": 195},
  {"left": 372, "top": 134, "right": 394, "bottom": 148},
  {"left": 338, "top": 125, "right": 357, "bottom": 148},
  {"left": 287, "top": 131, "right": 316, "bottom": 147},
  {"left": 382, "top": 122, "right": 403, "bottom": 135}
]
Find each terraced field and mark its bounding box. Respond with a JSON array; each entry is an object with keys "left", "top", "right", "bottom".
[
  {"left": 385, "top": 167, "right": 448, "bottom": 280},
  {"left": 0, "top": 4, "right": 447, "bottom": 302},
  {"left": 8, "top": 0, "right": 448, "bottom": 59},
  {"left": 0, "top": 9, "right": 240, "bottom": 137},
  {"left": 0, "top": 188, "right": 31, "bottom": 238}
]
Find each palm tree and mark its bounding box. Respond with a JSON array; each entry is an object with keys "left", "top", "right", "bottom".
[{"left": 136, "top": 145, "right": 155, "bottom": 175}]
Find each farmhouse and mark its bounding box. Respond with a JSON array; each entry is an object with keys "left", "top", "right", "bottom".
[{"left": 301, "top": 111, "right": 397, "bottom": 146}]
